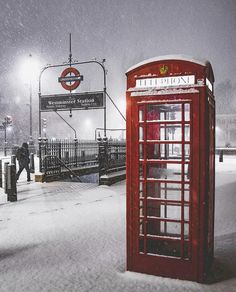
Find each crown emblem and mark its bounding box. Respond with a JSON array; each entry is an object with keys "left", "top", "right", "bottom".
[{"left": 159, "top": 65, "right": 168, "bottom": 75}]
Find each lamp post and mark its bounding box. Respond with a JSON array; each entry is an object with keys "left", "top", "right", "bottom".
[
  {"left": 29, "top": 54, "right": 33, "bottom": 145},
  {"left": 2, "top": 116, "right": 13, "bottom": 156},
  {"left": 42, "top": 118, "right": 47, "bottom": 137},
  {"left": 3, "top": 121, "right": 7, "bottom": 156},
  {"left": 19, "top": 54, "right": 40, "bottom": 145}
]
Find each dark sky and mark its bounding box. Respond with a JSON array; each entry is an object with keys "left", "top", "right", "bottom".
[{"left": 1, "top": 0, "right": 236, "bottom": 138}]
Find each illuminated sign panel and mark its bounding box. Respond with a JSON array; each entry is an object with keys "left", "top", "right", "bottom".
[
  {"left": 40, "top": 91, "right": 104, "bottom": 112},
  {"left": 206, "top": 78, "right": 213, "bottom": 91},
  {"left": 136, "top": 75, "right": 195, "bottom": 88}
]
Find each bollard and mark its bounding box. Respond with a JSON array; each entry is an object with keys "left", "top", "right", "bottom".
[
  {"left": 4, "top": 162, "right": 9, "bottom": 194},
  {"left": 11, "top": 155, "right": 17, "bottom": 176},
  {"left": 11, "top": 155, "right": 16, "bottom": 165},
  {"left": 38, "top": 137, "right": 43, "bottom": 172},
  {"left": 0, "top": 160, "right": 2, "bottom": 188},
  {"left": 30, "top": 153, "right": 35, "bottom": 173},
  {"left": 219, "top": 150, "right": 223, "bottom": 162},
  {"left": 74, "top": 138, "right": 78, "bottom": 168},
  {"left": 97, "top": 137, "right": 108, "bottom": 184},
  {"left": 7, "top": 164, "right": 17, "bottom": 202}
]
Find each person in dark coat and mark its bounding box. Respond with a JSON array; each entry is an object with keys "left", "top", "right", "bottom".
[{"left": 16, "top": 142, "right": 31, "bottom": 182}]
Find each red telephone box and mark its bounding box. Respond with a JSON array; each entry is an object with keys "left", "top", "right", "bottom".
[{"left": 126, "top": 55, "right": 215, "bottom": 282}]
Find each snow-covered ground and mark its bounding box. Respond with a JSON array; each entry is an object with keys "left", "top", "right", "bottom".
[{"left": 0, "top": 155, "right": 235, "bottom": 291}]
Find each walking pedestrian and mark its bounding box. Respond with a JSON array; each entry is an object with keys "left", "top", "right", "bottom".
[{"left": 16, "top": 142, "right": 32, "bottom": 182}]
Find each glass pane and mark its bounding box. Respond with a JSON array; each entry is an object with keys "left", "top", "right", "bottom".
[
  {"left": 139, "top": 200, "right": 144, "bottom": 217},
  {"left": 148, "top": 182, "right": 182, "bottom": 201},
  {"left": 161, "top": 124, "right": 182, "bottom": 141},
  {"left": 146, "top": 221, "right": 161, "bottom": 236},
  {"left": 147, "top": 104, "right": 182, "bottom": 121},
  {"left": 139, "top": 219, "right": 144, "bottom": 235},
  {"left": 147, "top": 124, "right": 182, "bottom": 141},
  {"left": 168, "top": 144, "right": 182, "bottom": 159},
  {"left": 184, "top": 164, "right": 190, "bottom": 181},
  {"left": 146, "top": 182, "right": 190, "bottom": 201},
  {"left": 139, "top": 108, "right": 144, "bottom": 122},
  {"left": 147, "top": 181, "right": 162, "bottom": 199},
  {"left": 139, "top": 126, "right": 144, "bottom": 141},
  {"left": 147, "top": 124, "right": 185, "bottom": 141},
  {"left": 139, "top": 182, "right": 144, "bottom": 198},
  {"left": 184, "top": 144, "right": 190, "bottom": 161},
  {"left": 184, "top": 206, "right": 189, "bottom": 221},
  {"left": 184, "top": 184, "right": 190, "bottom": 201},
  {"left": 185, "top": 125, "right": 190, "bottom": 141},
  {"left": 147, "top": 143, "right": 160, "bottom": 159},
  {"left": 147, "top": 200, "right": 182, "bottom": 220},
  {"left": 184, "top": 104, "right": 190, "bottom": 121},
  {"left": 147, "top": 163, "right": 182, "bottom": 181},
  {"left": 146, "top": 239, "right": 181, "bottom": 257},
  {"left": 184, "top": 223, "right": 189, "bottom": 239},
  {"left": 162, "top": 221, "right": 181, "bottom": 237},
  {"left": 139, "top": 144, "right": 144, "bottom": 159},
  {"left": 147, "top": 143, "right": 182, "bottom": 160},
  {"left": 147, "top": 124, "right": 160, "bottom": 140},
  {"left": 147, "top": 105, "right": 160, "bottom": 121},
  {"left": 147, "top": 202, "right": 161, "bottom": 217},
  {"left": 139, "top": 163, "right": 144, "bottom": 179}
]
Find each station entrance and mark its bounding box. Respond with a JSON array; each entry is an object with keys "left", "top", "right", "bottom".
[{"left": 126, "top": 56, "right": 215, "bottom": 282}]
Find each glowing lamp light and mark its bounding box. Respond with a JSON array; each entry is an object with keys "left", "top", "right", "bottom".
[
  {"left": 7, "top": 126, "right": 12, "bottom": 132},
  {"left": 84, "top": 118, "right": 92, "bottom": 127},
  {"left": 18, "top": 54, "right": 41, "bottom": 83},
  {"left": 15, "top": 95, "right": 21, "bottom": 104}
]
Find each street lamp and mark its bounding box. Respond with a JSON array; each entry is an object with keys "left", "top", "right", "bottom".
[
  {"left": 42, "top": 118, "right": 47, "bottom": 137},
  {"left": 1, "top": 116, "right": 13, "bottom": 156},
  {"left": 19, "top": 54, "right": 40, "bottom": 144},
  {"left": 29, "top": 55, "right": 33, "bottom": 144}
]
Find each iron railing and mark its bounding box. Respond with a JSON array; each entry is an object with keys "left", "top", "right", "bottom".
[
  {"left": 97, "top": 138, "right": 126, "bottom": 178},
  {"left": 38, "top": 138, "right": 126, "bottom": 181},
  {"left": 39, "top": 138, "right": 98, "bottom": 173},
  {"left": 43, "top": 155, "right": 82, "bottom": 181},
  {"left": 107, "top": 141, "right": 126, "bottom": 169}
]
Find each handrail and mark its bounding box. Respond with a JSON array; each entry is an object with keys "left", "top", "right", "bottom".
[{"left": 43, "top": 155, "right": 81, "bottom": 182}]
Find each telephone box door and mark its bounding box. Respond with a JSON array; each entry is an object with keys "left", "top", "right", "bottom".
[{"left": 127, "top": 93, "right": 201, "bottom": 281}]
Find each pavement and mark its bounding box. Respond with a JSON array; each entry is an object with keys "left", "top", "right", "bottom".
[{"left": 0, "top": 157, "right": 235, "bottom": 291}]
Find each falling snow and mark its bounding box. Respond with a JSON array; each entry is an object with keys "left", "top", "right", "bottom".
[{"left": 0, "top": 0, "right": 236, "bottom": 142}]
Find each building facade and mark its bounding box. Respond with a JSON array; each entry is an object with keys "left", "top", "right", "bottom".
[{"left": 216, "top": 114, "right": 236, "bottom": 147}]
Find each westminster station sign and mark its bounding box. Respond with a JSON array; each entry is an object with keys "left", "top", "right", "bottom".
[{"left": 40, "top": 91, "right": 104, "bottom": 112}]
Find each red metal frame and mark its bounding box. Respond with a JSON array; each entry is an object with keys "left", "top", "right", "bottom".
[{"left": 126, "top": 56, "right": 215, "bottom": 282}]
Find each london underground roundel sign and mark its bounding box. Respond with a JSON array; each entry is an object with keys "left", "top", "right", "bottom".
[{"left": 59, "top": 67, "right": 82, "bottom": 91}]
